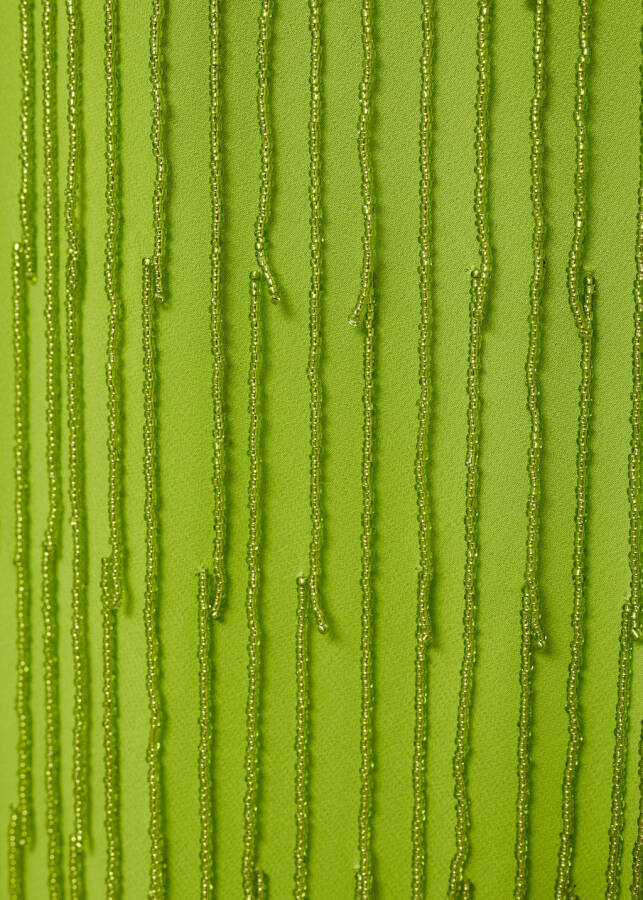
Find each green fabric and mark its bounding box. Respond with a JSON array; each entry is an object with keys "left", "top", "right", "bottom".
[{"left": 0, "top": 0, "right": 642, "bottom": 896}]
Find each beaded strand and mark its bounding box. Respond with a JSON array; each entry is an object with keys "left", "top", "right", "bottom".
[
  {"left": 197, "top": 570, "right": 214, "bottom": 899},
  {"left": 142, "top": 257, "right": 166, "bottom": 898},
  {"left": 294, "top": 576, "right": 311, "bottom": 899},
  {"left": 209, "top": 0, "right": 226, "bottom": 617},
  {"left": 243, "top": 273, "right": 267, "bottom": 899},
  {"left": 633, "top": 721, "right": 643, "bottom": 896},
  {"left": 42, "top": 0, "right": 64, "bottom": 892},
  {"left": 64, "top": 0, "right": 90, "bottom": 892},
  {"left": 606, "top": 603, "right": 635, "bottom": 898},
  {"left": 256, "top": 0, "right": 280, "bottom": 303},
  {"left": 349, "top": 0, "right": 374, "bottom": 328},
  {"left": 630, "top": 14, "right": 643, "bottom": 642},
  {"left": 514, "top": 2, "right": 546, "bottom": 896},
  {"left": 354, "top": 4, "right": 376, "bottom": 894},
  {"left": 101, "top": 558, "right": 121, "bottom": 899},
  {"left": 411, "top": 0, "right": 434, "bottom": 896},
  {"left": 9, "top": 243, "right": 32, "bottom": 899},
  {"left": 555, "top": 2, "right": 595, "bottom": 895},
  {"left": 105, "top": 0, "right": 124, "bottom": 611},
  {"left": 150, "top": 0, "right": 166, "bottom": 304},
  {"left": 448, "top": 3, "right": 491, "bottom": 897},
  {"left": 19, "top": 0, "right": 36, "bottom": 279},
  {"left": 306, "top": 0, "right": 327, "bottom": 636}
]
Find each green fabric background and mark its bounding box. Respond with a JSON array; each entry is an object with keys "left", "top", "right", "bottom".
[{"left": 1, "top": 0, "right": 642, "bottom": 896}]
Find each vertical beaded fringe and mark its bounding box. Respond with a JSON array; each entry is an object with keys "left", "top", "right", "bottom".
[{"left": 448, "top": 3, "right": 491, "bottom": 897}]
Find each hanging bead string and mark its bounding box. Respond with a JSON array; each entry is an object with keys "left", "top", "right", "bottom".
[
  {"left": 293, "top": 2, "right": 328, "bottom": 892},
  {"left": 19, "top": 0, "right": 36, "bottom": 279},
  {"left": 555, "top": 1, "right": 595, "bottom": 895},
  {"left": 348, "top": 0, "right": 373, "bottom": 329},
  {"left": 9, "top": 242, "right": 32, "bottom": 899},
  {"left": 100, "top": 558, "right": 121, "bottom": 899},
  {"left": 448, "top": 3, "right": 491, "bottom": 898},
  {"left": 243, "top": 273, "right": 267, "bottom": 899},
  {"left": 411, "top": 0, "right": 433, "bottom": 896},
  {"left": 605, "top": 604, "right": 635, "bottom": 898},
  {"left": 105, "top": 0, "right": 124, "bottom": 610},
  {"left": 256, "top": 0, "right": 279, "bottom": 304},
  {"left": 353, "top": 2, "right": 376, "bottom": 896},
  {"left": 42, "top": 0, "right": 64, "bottom": 893},
  {"left": 142, "top": 258, "right": 166, "bottom": 898},
  {"left": 102, "top": 2, "right": 122, "bottom": 894},
  {"left": 306, "top": 0, "right": 327, "bottom": 635},
  {"left": 150, "top": 0, "right": 166, "bottom": 304},
  {"left": 633, "top": 721, "right": 643, "bottom": 896},
  {"left": 209, "top": 0, "right": 226, "bottom": 617},
  {"left": 8, "top": 806, "right": 22, "bottom": 899},
  {"left": 64, "top": 0, "right": 90, "bottom": 893},
  {"left": 630, "top": 19, "right": 643, "bottom": 642},
  {"left": 197, "top": 570, "right": 215, "bottom": 899},
  {"left": 294, "top": 576, "right": 312, "bottom": 898},
  {"left": 515, "top": 2, "right": 546, "bottom": 896}
]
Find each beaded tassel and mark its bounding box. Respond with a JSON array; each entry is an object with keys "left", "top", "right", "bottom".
[
  {"left": 150, "top": 0, "right": 165, "bottom": 304},
  {"left": 42, "top": 0, "right": 64, "bottom": 892},
  {"left": 448, "top": 3, "right": 491, "bottom": 897},
  {"left": 514, "top": 2, "right": 546, "bottom": 896},
  {"left": 9, "top": 243, "right": 32, "bottom": 900},
  {"left": 64, "top": 0, "right": 90, "bottom": 893},
  {"left": 294, "top": 577, "right": 311, "bottom": 899},
  {"left": 197, "top": 571, "right": 215, "bottom": 899},
  {"left": 353, "top": 3, "right": 376, "bottom": 897},
  {"left": 555, "top": 2, "right": 595, "bottom": 896},
  {"left": 256, "top": 0, "right": 280, "bottom": 303},
  {"left": 411, "top": 1, "right": 434, "bottom": 896},
  {"left": 209, "top": 0, "right": 226, "bottom": 617},
  {"left": 19, "top": 0, "right": 36, "bottom": 280},
  {"left": 142, "top": 259, "right": 166, "bottom": 897},
  {"left": 633, "top": 721, "right": 643, "bottom": 897},
  {"left": 243, "top": 273, "right": 267, "bottom": 899}
]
